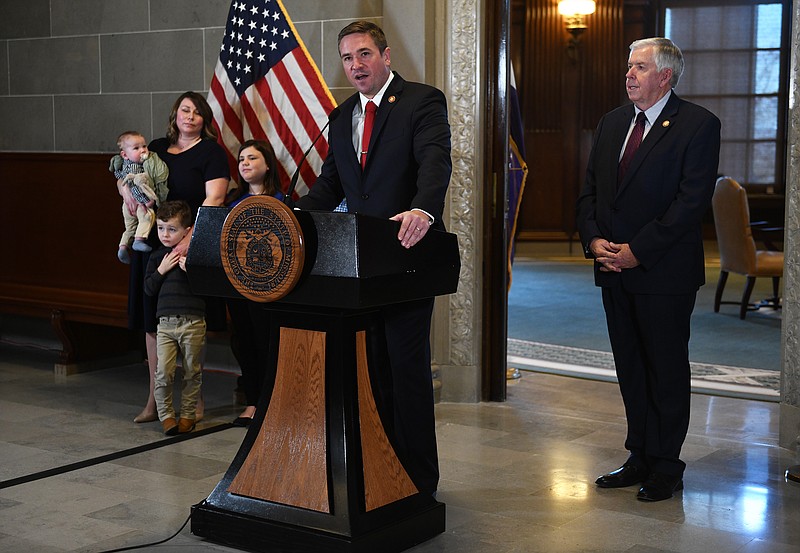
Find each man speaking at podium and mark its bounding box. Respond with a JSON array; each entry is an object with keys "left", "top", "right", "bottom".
[{"left": 295, "top": 20, "right": 452, "bottom": 496}]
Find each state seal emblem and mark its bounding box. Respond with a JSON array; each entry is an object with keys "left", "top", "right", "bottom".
[{"left": 220, "top": 195, "right": 304, "bottom": 302}]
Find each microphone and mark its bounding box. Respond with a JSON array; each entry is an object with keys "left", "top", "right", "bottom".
[{"left": 284, "top": 107, "right": 341, "bottom": 205}]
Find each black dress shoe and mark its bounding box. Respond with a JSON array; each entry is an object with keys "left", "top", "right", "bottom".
[
  {"left": 595, "top": 464, "right": 648, "bottom": 488},
  {"left": 232, "top": 416, "right": 253, "bottom": 427},
  {"left": 636, "top": 472, "right": 683, "bottom": 502}
]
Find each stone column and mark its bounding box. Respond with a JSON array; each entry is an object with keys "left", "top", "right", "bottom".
[
  {"left": 381, "top": 0, "right": 483, "bottom": 404},
  {"left": 434, "top": 0, "right": 484, "bottom": 402},
  {"left": 780, "top": 1, "right": 800, "bottom": 455}
]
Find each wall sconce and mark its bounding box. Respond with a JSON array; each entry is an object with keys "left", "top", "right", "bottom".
[{"left": 558, "top": 0, "right": 596, "bottom": 43}]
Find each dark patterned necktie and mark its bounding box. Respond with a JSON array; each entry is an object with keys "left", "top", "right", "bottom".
[{"left": 618, "top": 111, "right": 646, "bottom": 184}]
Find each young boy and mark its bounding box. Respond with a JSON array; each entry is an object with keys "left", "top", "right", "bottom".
[
  {"left": 110, "top": 131, "right": 169, "bottom": 263},
  {"left": 143, "top": 201, "right": 204, "bottom": 435}
]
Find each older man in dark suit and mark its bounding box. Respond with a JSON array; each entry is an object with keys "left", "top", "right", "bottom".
[
  {"left": 576, "top": 37, "right": 720, "bottom": 502},
  {"left": 296, "top": 21, "right": 451, "bottom": 495}
]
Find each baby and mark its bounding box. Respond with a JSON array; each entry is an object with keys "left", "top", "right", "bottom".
[{"left": 110, "top": 131, "right": 169, "bottom": 263}]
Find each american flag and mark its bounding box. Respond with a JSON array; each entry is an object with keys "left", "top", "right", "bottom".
[
  {"left": 208, "top": 0, "right": 337, "bottom": 199},
  {"left": 507, "top": 66, "right": 528, "bottom": 291}
]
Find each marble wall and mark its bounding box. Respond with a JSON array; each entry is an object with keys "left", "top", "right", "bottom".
[
  {"left": 0, "top": 0, "right": 404, "bottom": 152},
  {"left": 779, "top": 1, "right": 800, "bottom": 453},
  {"left": 0, "top": 0, "right": 485, "bottom": 402}
]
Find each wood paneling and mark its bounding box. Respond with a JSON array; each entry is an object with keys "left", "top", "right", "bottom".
[
  {"left": 512, "top": 0, "right": 653, "bottom": 240},
  {"left": 356, "top": 331, "right": 418, "bottom": 511},
  {"left": 228, "top": 327, "right": 329, "bottom": 512},
  {"left": 0, "top": 153, "right": 139, "bottom": 371},
  {"left": 483, "top": 0, "right": 511, "bottom": 401},
  {"left": 0, "top": 153, "right": 130, "bottom": 292}
]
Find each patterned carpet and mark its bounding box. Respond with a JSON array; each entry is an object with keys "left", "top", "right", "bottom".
[
  {"left": 506, "top": 254, "right": 782, "bottom": 402},
  {"left": 507, "top": 338, "right": 780, "bottom": 402}
]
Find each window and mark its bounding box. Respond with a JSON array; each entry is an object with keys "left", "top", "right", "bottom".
[{"left": 663, "top": 0, "right": 788, "bottom": 193}]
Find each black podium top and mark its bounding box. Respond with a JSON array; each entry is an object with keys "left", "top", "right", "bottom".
[{"left": 186, "top": 206, "right": 461, "bottom": 309}]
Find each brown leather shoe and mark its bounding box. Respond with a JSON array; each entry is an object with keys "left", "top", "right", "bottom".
[
  {"left": 162, "top": 417, "right": 179, "bottom": 436},
  {"left": 178, "top": 418, "right": 196, "bottom": 434}
]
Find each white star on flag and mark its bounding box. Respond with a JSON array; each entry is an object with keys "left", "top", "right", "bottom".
[{"left": 208, "top": 0, "right": 337, "bottom": 199}]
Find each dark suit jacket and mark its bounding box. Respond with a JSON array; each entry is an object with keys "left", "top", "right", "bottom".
[
  {"left": 295, "top": 72, "right": 452, "bottom": 229},
  {"left": 295, "top": 73, "right": 451, "bottom": 492},
  {"left": 576, "top": 92, "right": 721, "bottom": 294}
]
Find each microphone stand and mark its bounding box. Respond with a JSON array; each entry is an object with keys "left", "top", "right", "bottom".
[{"left": 284, "top": 107, "right": 340, "bottom": 207}]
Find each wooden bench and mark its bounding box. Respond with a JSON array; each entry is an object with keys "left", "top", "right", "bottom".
[{"left": 0, "top": 152, "right": 141, "bottom": 375}]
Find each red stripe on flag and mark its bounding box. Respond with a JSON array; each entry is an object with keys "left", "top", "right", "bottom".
[
  {"left": 210, "top": 75, "right": 244, "bottom": 143},
  {"left": 253, "top": 75, "right": 302, "bottom": 162},
  {"left": 239, "top": 92, "right": 298, "bottom": 188},
  {"left": 273, "top": 62, "right": 320, "bottom": 144},
  {"left": 291, "top": 49, "right": 337, "bottom": 114},
  {"left": 251, "top": 76, "right": 315, "bottom": 193},
  {"left": 209, "top": 75, "right": 244, "bottom": 178},
  {"left": 239, "top": 94, "right": 269, "bottom": 142},
  {"left": 270, "top": 64, "right": 323, "bottom": 187},
  {"left": 206, "top": 0, "right": 336, "bottom": 200},
  {"left": 274, "top": 56, "right": 330, "bottom": 163},
  {"left": 286, "top": 50, "right": 335, "bottom": 162},
  {"left": 260, "top": 82, "right": 319, "bottom": 192}
]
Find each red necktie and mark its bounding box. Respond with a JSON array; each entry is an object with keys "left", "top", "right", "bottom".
[
  {"left": 618, "top": 111, "right": 647, "bottom": 184},
  {"left": 360, "top": 100, "right": 377, "bottom": 169}
]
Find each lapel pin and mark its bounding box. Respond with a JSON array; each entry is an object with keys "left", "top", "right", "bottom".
[
  {"left": 388, "top": 95, "right": 396, "bottom": 103},
  {"left": 662, "top": 120, "right": 670, "bottom": 128}
]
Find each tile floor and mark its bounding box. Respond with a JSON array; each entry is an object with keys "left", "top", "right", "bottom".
[{"left": 1, "top": 342, "right": 800, "bottom": 553}]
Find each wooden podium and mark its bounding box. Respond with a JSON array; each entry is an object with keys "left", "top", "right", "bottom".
[{"left": 185, "top": 200, "right": 460, "bottom": 553}]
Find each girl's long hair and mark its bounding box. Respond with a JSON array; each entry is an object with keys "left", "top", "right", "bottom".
[{"left": 232, "top": 139, "right": 281, "bottom": 202}]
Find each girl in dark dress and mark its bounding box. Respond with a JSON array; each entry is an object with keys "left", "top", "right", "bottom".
[{"left": 227, "top": 140, "right": 283, "bottom": 425}]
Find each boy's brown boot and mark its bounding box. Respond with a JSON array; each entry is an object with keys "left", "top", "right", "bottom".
[
  {"left": 162, "top": 417, "right": 179, "bottom": 436},
  {"left": 178, "top": 418, "right": 196, "bottom": 434}
]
